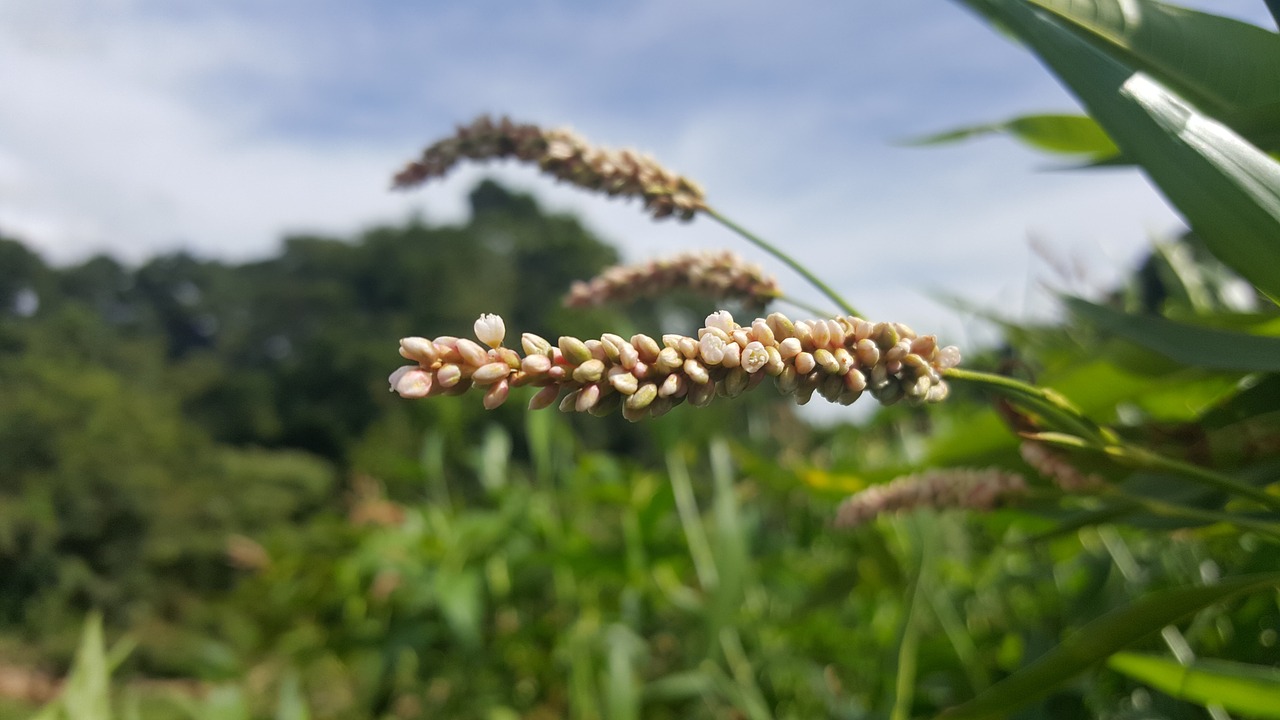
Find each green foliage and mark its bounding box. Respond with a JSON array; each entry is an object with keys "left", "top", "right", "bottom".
[
  {"left": 6, "top": 1, "right": 1280, "bottom": 717},
  {"left": 1108, "top": 652, "right": 1280, "bottom": 718},
  {"left": 941, "top": 573, "right": 1280, "bottom": 718}
]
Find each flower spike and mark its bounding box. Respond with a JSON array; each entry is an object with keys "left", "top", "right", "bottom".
[{"left": 390, "top": 311, "right": 961, "bottom": 421}]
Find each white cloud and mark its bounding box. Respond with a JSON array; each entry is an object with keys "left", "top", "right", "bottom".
[{"left": 0, "top": 0, "right": 1267, "bottom": 336}]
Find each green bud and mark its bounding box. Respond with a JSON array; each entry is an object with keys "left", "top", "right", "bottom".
[
  {"left": 522, "top": 332, "right": 553, "bottom": 356},
  {"left": 625, "top": 383, "right": 658, "bottom": 411},
  {"left": 767, "top": 312, "right": 795, "bottom": 340},
  {"left": 572, "top": 359, "right": 606, "bottom": 383},
  {"left": 558, "top": 336, "right": 593, "bottom": 365},
  {"left": 723, "top": 367, "right": 750, "bottom": 398}
]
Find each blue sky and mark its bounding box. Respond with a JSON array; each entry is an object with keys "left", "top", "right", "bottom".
[{"left": 0, "top": 0, "right": 1273, "bottom": 340}]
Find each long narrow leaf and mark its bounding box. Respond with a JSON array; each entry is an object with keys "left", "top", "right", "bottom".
[
  {"left": 1027, "top": 0, "right": 1280, "bottom": 150},
  {"left": 907, "top": 113, "right": 1119, "bottom": 158},
  {"left": 1108, "top": 652, "right": 1280, "bottom": 718},
  {"left": 940, "top": 573, "right": 1280, "bottom": 719},
  {"left": 1065, "top": 297, "right": 1280, "bottom": 372},
  {"left": 956, "top": 0, "right": 1280, "bottom": 300}
]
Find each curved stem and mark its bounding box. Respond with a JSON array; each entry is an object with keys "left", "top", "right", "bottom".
[
  {"left": 946, "top": 368, "right": 1280, "bottom": 512},
  {"left": 1107, "top": 489, "right": 1280, "bottom": 541},
  {"left": 1106, "top": 444, "right": 1280, "bottom": 513},
  {"left": 942, "top": 367, "right": 1111, "bottom": 443},
  {"left": 703, "top": 205, "right": 861, "bottom": 317},
  {"left": 890, "top": 515, "right": 931, "bottom": 720}
]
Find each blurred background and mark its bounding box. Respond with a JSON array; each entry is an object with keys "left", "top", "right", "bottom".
[
  {"left": 2, "top": 1, "right": 1278, "bottom": 719},
  {"left": 3, "top": 0, "right": 1271, "bottom": 332}
]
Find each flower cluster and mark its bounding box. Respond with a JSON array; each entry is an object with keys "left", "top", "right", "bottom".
[
  {"left": 564, "top": 249, "right": 782, "bottom": 309},
  {"left": 389, "top": 310, "right": 961, "bottom": 421},
  {"left": 1019, "top": 442, "right": 1105, "bottom": 492},
  {"left": 393, "top": 115, "right": 707, "bottom": 220},
  {"left": 834, "top": 469, "right": 1027, "bottom": 528}
]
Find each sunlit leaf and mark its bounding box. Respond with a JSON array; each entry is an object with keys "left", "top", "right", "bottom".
[
  {"left": 1025, "top": 0, "right": 1280, "bottom": 151},
  {"left": 1108, "top": 652, "right": 1280, "bottom": 718},
  {"left": 957, "top": 0, "right": 1280, "bottom": 301}
]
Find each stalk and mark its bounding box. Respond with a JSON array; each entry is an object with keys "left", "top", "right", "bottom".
[{"left": 704, "top": 205, "right": 861, "bottom": 317}]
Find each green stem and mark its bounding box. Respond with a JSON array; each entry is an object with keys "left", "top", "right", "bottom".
[
  {"left": 704, "top": 205, "right": 860, "bottom": 317},
  {"left": 1107, "top": 444, "right": 1280, "bottom": 514},
  {"left": 890, "top": 515, "right": 931, "bottom": 720},
  {"left": 1108, "top": 489, "right": 1280, "bottom": 541},
  {"left": 942, "top": 367, "right": 1111, "bottom": 443},
  {"left": 946, "top": 368, "right": 1280, "bottom": 512}
]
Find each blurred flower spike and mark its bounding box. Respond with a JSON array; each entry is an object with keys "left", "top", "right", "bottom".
[
  {"left": 565, "top": 249, "right": 782, "bottom": 309},
  {"left": 835, "top": 468, "right": 1027, "bottom": 528},
  {"left": 393, "top": 114, "right": 707, "bottom": 220},
  {"left": 390, "top": 311, "right": 961, "bottom": 422}
]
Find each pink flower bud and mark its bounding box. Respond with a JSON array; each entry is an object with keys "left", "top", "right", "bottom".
[
  {"left": 936, "top": 346, "right": 962, "bottom": 369},
  {"left": 660, "top": 372, "right": 687, "bottom": 398},
  {"left": 399, "top": 337, "right": 438, "bottom": 364},
  {"left": 632, "top": 334, "right": 661, "bottom": 363},
  {"left": 778, "top": 337, "right": 802, "bottom": 360},
  {"left": 683, "top": 358, "right": 710, "bottom": 385},
  {"left": 436, "top": 364, "right": 463, "bottom": 388},
  {"left": 522, "top": 354, "right": 552, "bottom": 375},
  {"left": 720, "top": 342, "right": 741, "bottom": 368},
  {"left": 609, "top": 372, "right": 639, "bottom": 395},
  {"left": 575, "top": 383, "right": 602, "bottom": 412},
  {"left": 655, "top": 347, "right": 683, "bottom": 373},
  {"left": 572, "top": 359, "right": 606, "bottom": 383},
  {"left": 794, "top": 351, "right": 816, "bottom": 375},
  {"left": 522, "top": 332, "right": 552, "bottom": 356},
  {"left": 558, "top": 336, "right": 593, "bottom": 365},
  {"left": 529, "top": 385, "right": 561, "bottom": 410},
  {"left": 389, "top": 366, "right": 433, "bottom": 398},
  {"left": 472, "top": 362, "right": 512, "bottom": 385},
  {"left": 483, "top": 379, "right": 510, "bottom": 409},
  {"left": 455, "top": 338, "right": 489, "bottom": 367},
  {"left": 751, "top": 319, "right": 775, "bottom": 346},
  {"left": 810, "top": 320, "right": 831, "bottom": 348},
  {"left": 677, "top": 337, "right": 699, "bottom": 359}
]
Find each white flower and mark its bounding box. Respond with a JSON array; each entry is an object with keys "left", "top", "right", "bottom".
[
  {"left": 473, "top": 313, "right": 507, "bottom": 349},
  {"left": 699, "top": 334, "right": 727, "bottom": 365},
  {"left": 704, "top": 310, "right": 736, "bottom": 334},
  {"left": 741, "top": 341, "right": 769, "bottom": 374}
]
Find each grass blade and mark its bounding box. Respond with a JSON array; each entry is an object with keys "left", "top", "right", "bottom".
[
  {"left": 1109, "top": 652, "right": 1280, "bottom": 718},
  {"left": 1065, "top": 297, "right": 1280, "bottom": 372},
  {"left": 940, "top": 572, "right": 1280, "bottom": 718}
]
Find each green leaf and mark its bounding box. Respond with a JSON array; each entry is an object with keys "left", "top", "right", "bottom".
[
  {"left": 908, "top": 113, "right": 1119, "bottom": 158},
  {"left": 59, "top": 613, "right": 112, "bottom": 720},
  {"left": 940, "top": 572, "right": 1280, "bottom": 719},
  {"left": 957, "top": 0, "right": 1280, "bottom": 300},
  {"left": 274, "top": 671, "right": 310, "bottom": 720},
  {"left": 1025, "top": 0, "right": 1280, "bottom": 152},
  {"left": 1108, "top": 652, "right": 1280, "bottom": 718},
  {"left": 1065, "top": 297, "right": 1280, "bottom": 372},
  {"left": 1201, "top": 374, "right": 1280, "bottom": 429}
]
